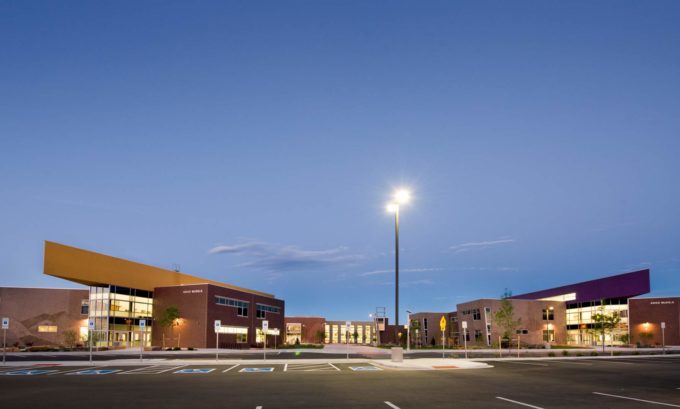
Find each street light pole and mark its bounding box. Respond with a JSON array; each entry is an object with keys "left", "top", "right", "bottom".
[
  {"left": 386, "top": 188, "right": 410, "bottom": 330},
  {"left": 394, "top": 206, "right": 399, "bottom": 328}
]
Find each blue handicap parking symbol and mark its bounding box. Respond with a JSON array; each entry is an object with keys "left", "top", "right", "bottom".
[
  {"left": 67, "top": 369, "right": 120, "bottom": 376},
  {"left": 1, "top": 369, "right": 58, "bottom": 376},
  {"left": 239, "top": 367, "right": 274, "bottom": 373},
  {"left": 174, "top": 368, "right": 215, "bottom": 374},
  {"left": 349, "top": 366, "right": 382, "bottom": 372}
]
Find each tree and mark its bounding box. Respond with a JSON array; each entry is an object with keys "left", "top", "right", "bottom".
[
  {"left": 62, "top": 329, "right": 78, "bottom": 350},
  {"left": 352, "top": 330, "right": 359, "bottom": 344},
  {"left": 638, "top": 331, "right": 653, "bottom": 347},
  {"left": 591, "top": 303, "right": 621, "bottom": 354},
  {"left": 159, "top": 306, "right": 180, "bottom": 348},
  {"left": 409, "top": 319, "right": 420, "bottom": 348},
  {"left": 315, "top": 329, "right": 326, "bottom": 344},
  {"left": 492, "top": 291, "right": 521, "bottom": 345}
]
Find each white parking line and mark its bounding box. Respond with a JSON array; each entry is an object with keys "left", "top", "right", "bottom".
[
  {"left": 222, "top": 364, "right": 239, "bottom": 373},
  {"left": 328, "top": 363, "right": 340, "bottom": 371},
  {"left": 286, "top": 363, "right": 337, "bottom": 371},
  {"left": 496, "top": 397, "right": 545, "bottom": 408},
  {"left": 158, "top": 365, "right": 187, "bottom": 374},
  {"left": 256, "top": 406, "right": 262, "bottom": 409},
  {"left": 284, "top": 363, "right": 288, "bottom": 372},
  {"left": 0, "top": 366, "right": 36, "bottom": 373},
  {"left": 593, "top": 392, "right": 680, "bottom": 407},
  {"left": 48, "top": 367, "right": 91, "bottom": 375},
  {"left": 384, "top": 401, "right": 400, "bottom": 409}
]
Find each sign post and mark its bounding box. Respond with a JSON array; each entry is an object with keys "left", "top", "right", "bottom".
[
  {"left": 462, "top": 321, "right": 468, "bottom": 359},
  {"left": 262, "top": 320, "right": 269, "bottom": 361},
  {"left": 88, "top": 318, "right": 95, "bottom": 365},
  {"left": 214, "top": 320, "right": 221, "bottom": 361},
  {"left": 406, "top": 310, "right": 411, "bottom": 352},
  {"left": 139, "top": 319, "right": 146, "bottom": 362},
  {"left": 346, "top": 321, "right": 351, "bottom": 360},
  {"left": 661, "top": 322, "right": 666, "bottom": 354},
  {"left": 2, "top": 317, "right": 9, "bottom": 365},
  {"left": 439, "top": 316, "right": 446, "bottom": 358}
]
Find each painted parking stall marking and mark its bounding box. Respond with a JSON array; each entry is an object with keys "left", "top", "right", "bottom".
[
  {"left": 174, "top": 368, "right": 215, "bottom": 374},
  {"left": 286, "top": 363, "right": 338, "bottom": 372},
  {"left": 496, "top": 397, "right": 545, "bottom": 409},
  {"left": 593, "top": 392, "right": 680, "bottom": 407},
  {"left": 349, "top": 365, "right": 382, "bottom": 371},
  {"left": 119, "top": 365, "right": 186, "bottom": 375},
  {"left": 384, "top": 402, "right": 401, "bottom": 409},
  {"left": 0, "top": 369, "right": 59, "bottom": 376},
  {"left": 66, "top": 369, "right": 121, "bottom": 376},
  {"left": 239, "top": 367, "right": 275, "bottom": 373}
]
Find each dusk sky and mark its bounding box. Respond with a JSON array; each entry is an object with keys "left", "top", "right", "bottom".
[{"left": 2, "top": 1, "right": 679, "bottom": 321}]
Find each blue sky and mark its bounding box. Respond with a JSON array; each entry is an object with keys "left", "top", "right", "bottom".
[{"left": 1, "top": 1, "right": 679, "bottom": 321}]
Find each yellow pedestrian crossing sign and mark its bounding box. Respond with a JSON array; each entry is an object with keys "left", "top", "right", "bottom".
[{"left": 440, "top": 315, "right": 446, "bottom": 332}]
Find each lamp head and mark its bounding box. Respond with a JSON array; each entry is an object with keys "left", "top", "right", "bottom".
[
  {"left": 386, "top": 203, "right": 399, "bottom": 213},
  {"left": 394, "top": 189, "right": 411, "bottom": 204}
]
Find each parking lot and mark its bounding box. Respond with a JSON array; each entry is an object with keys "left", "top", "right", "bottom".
[{"left": 0, "top": 357, "right": 678, "bottom": 408}]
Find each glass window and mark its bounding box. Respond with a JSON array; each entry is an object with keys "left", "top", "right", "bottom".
[
  {"left": 236, "top": 333, "right": 247, "bottom": 343},
  {"left": 38, "top": 325, "right": 58, "bottom": 333},
  {"left": 215, "top": 296, "right": 249, "bottom": 317},
  {"left": 255, "top": 304, "right": 279, "bottom": 319},
  {"left": 542, "top": 309, "right": 555, "bottom": 320},
  {"left": 473, "top": 309, "right": 481, "bottom": 320},
  {"left": 80, "top": 300, "right": 89, "bottom": 315},
  {"left": 474, "top": 329, "right": 482, "bottom": 342},
  {"left": 543, "top": 330, "right": 555, "bottom": 342}
]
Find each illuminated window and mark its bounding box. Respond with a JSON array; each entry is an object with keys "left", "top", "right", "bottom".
[
  {"left": 236, "top": 333, "right": 247, "bottom": 343},
  {"left": 38, "top": 325, "right": 58, "bottom": 333}
]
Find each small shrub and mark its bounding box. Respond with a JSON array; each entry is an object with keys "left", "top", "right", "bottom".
[
  {"left": 613, "top": 351, "right": 621, "bottom": 356},
  {"left": 187, "top": 347, "right": 196, "bottom": 351},
  {"left": 172, "top": 346, "right": 181, "bottom": 351},
  {"left": 576, "top": 352, "right": 582, "bottom": 357},
  {"left": 633, "top": 351, "right": 640, "bottom": 355},
  {"left": 590, "top": 351, "right": 598, "bottom": 356},
  {"left": 548, "top": 352, "right": 555, "bottom": 357},
  {"left": 562, "top": 350, "right": 569, "bottom": 357}
]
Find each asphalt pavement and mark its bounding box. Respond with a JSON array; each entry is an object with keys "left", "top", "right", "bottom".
[{"left": 1, "top": 356, "right": 678, "bottom": 408}]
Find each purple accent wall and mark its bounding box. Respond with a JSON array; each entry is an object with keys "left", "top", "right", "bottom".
[{"left": 510, "top": 269, "right": 650, "bottom": 303}]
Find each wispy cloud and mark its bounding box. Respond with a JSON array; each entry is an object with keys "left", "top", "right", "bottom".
[
  {"left": 379, "top": 279, "right": 434, "bottom": 286},
  {"left": 358, "top": 267, "right": 442, "bottom": 277},
  {"left": 209, "top": 240, "right": 365, "bottom": 272},
  {"left": 450, "top": 238, "right": 515, "bottom": 254}
]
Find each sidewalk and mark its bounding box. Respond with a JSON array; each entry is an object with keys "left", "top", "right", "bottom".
[{"left": 376, "top": 358, "right": 492, "bottom": 370}]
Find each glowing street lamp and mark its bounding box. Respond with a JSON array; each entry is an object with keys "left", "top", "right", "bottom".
[{"left": 386, "top": 188, "right": 411, "bottom": 328}]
